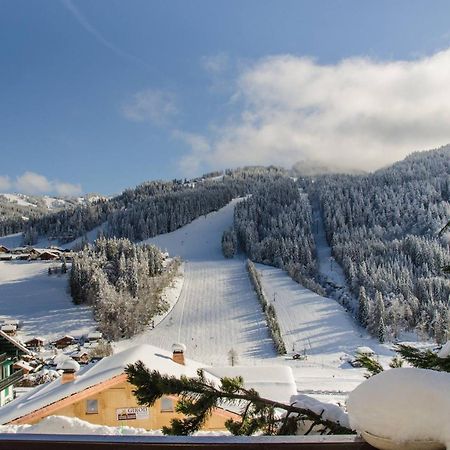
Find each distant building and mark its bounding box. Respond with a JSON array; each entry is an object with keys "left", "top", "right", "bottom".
[
  {"left": 0, "top": 325, "right": 17, "bottom": 336},
  {"left": 25, "top": 338, "right": 45, "bottom": 352},
  {"left": 87, "top": 331, "right": 102, "bottom": 342},
  {"left": 0, "top": 245, "right": 10, "bottom": 253},
  {"left": 53, "top": 336, "right": 75, "bottom": 349}
]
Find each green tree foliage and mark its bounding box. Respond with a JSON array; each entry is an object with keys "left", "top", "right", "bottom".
[{"left": 125, "top": 362, "right": 353, "bottom": 436}]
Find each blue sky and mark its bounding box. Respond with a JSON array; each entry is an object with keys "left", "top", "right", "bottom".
[{"left": 2, "top": 0, "right": 450, "bottom": 195}]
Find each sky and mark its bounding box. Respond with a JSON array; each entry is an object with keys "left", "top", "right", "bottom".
[{"left": 1, "top": 0, "right": 450, "bottom": 196}]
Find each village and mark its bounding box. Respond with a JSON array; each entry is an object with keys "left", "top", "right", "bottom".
[{"left": 0, "top": 244, "right": 73, "bottom": 263}]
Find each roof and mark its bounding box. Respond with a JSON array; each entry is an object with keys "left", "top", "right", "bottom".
[
  {"left": 0, "top": 344, "right": 209, "bottom": 424},
  {"left": 0, "top": 344, "right": 297, "bottom": 425},
  {"left": 0, "top": 330, "right": 31, "bottom": 357},
  {"left": 204, "top": 366, "right": 297, "bottom": 406}
]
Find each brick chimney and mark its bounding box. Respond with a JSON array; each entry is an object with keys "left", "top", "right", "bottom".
[
  {"left": 57, "top": 358, "right": 80, "bottom": 384},
  {"left": 172, "top": 343, "right": 186, "bottom": 365}
]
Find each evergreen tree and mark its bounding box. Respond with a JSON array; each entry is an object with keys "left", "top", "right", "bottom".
[
  {"left": 357, "top": 286, "right": 369, "bottom": 327},
  {"left": 125, "top": 363, "right": 353, "bottom": 436}
]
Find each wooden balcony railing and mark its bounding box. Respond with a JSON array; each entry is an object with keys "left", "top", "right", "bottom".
[
  {"left": 0, "top": 368, "right": 24, "bottom": 392},
  {"left": 0, "top": 434, "right": 376, "bottom": 449}
]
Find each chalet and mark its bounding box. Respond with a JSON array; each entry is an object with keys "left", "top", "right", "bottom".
[
  {"left": 0, "top": 330, "right": 32, "bottom": 359},
  {"left": 38, "top": 251, "right": 60, "bottom": 261},
  {"left": 0, "top": 344, "right": 242, "bottom": 430},
  {"left": 0, "top": 344, "right": 298, "bottom": 431},
  {"left": 0, "top": 245, "right": 10, "bottom": 253},
  {"left": 0, "top": 353, "right": 15, "bottom": 406},
  {"left": 25, "top": 338, "right": 45, "bottom": 352},
  {"left": 87, "top": 331, "right": 102, "bottom": 342},
  {"left": 53, "top": 335, "right": 75, "bottom": 349},
  {"left": 13, "top": 360, "right": 34, "bottom": 375},
  {"left": 0, "top": 325, "right": 17, "bottom": 336},
  {"left": 71, "top": 350, "right": 90, "bottom": 365},
  {"left": 0, "top": 331, "right": 31, "bottom": 406}
]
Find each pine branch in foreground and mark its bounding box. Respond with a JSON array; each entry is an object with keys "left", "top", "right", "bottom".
[{"left": 125, "top": 361, "right": 353, "bottom": 436}]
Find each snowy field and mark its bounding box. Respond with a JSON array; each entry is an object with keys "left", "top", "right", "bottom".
[
  {"left": 253, "top": 264, "right": 392, "bottom": 396},
  {"left": 0, "top": 260, "right": 96, "bottom": 341},
  {"left": 0, "top": 198, "right": 393, "bottom": 400},
  {"left": 116, "top": 199, "right": 276, "bottom": 364}
]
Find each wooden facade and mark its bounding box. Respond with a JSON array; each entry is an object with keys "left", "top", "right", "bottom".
[{"left": 10, "top": 374, "right": 238, "bottom": 431}]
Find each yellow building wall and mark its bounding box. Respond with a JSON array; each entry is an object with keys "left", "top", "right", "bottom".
[{"left": 25, "top": 380, "right": 235, "bottom": 430}]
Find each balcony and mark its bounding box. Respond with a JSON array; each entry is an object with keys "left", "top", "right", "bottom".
[{"left": 0, "top": 434, "right": 376, "bottom": 449}]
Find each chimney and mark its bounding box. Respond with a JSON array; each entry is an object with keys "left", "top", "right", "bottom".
[
  {"left": 172, "top": 343, "right": 186, "bottom": 365},
  {"left": 57, "top": 358, "right": 80, "bottom": 384}
]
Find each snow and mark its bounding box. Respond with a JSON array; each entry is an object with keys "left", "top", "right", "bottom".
[
  {"left": 437, "top": 341, "right": 450, "bottom": 358},
  {"left": 291, "top": 394, "right": 349, "bottom": 429},
  {"left": 0, "top": 260, "right": 96, "bottom": 342},
  {"left": 0, "top": 344, "right": 212, "bottom": 424},
  {"left": 0, "top": 415, "right": 230, "bottom": 435},
  {"left": 206, "top": 366, "right": 297, "bottom": 405},
  {"left": 347, "top": 368, "right": 450, "bottom": 446},
  {"left": 0, "top": 193, "right": 37, "bottom": 208},
  {"left": 116, "top": 199, "right": 276, "bottom": 365}
]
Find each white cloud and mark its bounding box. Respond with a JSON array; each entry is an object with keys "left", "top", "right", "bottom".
[
  {"left": 180, "top": 49, "right": 450, "bottom": 173},
  {"left": 122, "top": 89, "right": 178, "bottom": 126},
  {"left": 15, "top": 171, "right": 51, "bottom": 194},
  {"left": 1, "top": 171, "right": 82, "bottom": 197},
  {"left": 0, "top": 176, "right": 11, "bottom": 191},
  {"left": 173, "top": 130, "right": 211, "bottom": 176},
  {"left": 53, "top": 181, "right": 82, "bottom": 197}
]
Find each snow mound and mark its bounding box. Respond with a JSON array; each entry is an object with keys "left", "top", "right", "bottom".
[
  {"left": 347, "top": 368, "right": 450, "bottom": 446},
  {"left": 437, "top": 341, "right": 450, "bottom": 358},
  {"left": 0, "top": 415, "right": 230, "bottom": 436},
  {"left": 291, "top": 394, "right": 349, "bottom": 428}
]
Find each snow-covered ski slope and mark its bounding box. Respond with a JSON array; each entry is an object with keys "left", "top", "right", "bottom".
[
  {"left": 116, "top": 199, "right": 276, "bottom": 364},
  {"left": 0, "top": 261, "right": 96, "bottom": 341}
]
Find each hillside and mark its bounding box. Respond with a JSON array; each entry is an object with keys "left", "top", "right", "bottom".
[{"left": 116, "top": 198, "right": 277, "bottom": 364}]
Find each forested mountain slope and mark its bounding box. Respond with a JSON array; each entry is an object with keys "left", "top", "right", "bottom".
[
  {"left": 305, "top": 146, "right": 450, "bottom": 341},
  {"left": 3, "top": 168, "right": 286, "bottom": 246}
]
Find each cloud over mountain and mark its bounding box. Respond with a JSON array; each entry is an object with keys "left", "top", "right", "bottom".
[{"left": 180, "top": 49, "right": 450, "bottom": 174}]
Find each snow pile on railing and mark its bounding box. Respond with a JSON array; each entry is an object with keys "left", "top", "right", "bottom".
[
  {"left": 0, "top": 415, "right": 230, "bottom": 436},
  {"left": 347, "top": 368, "right": 450, "bottom": 447},
  {"left": 291, "top": 394, "right": 349, "bottom": 429}
]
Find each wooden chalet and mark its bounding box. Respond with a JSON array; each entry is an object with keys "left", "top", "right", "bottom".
[
  {"left": 0, "top": 325, "right": 17, "bottom": 336},
  {"left": 71, "top": 351, "right": 90, "bottom": 365},
  {"left": 53, "top": 335, "right": 75, "bottom": 349},
  {"left": 25, "top": 338, "right": 44, "bottom": 352},
  {"left": 0, "top": 330, "right": 32, "bottom": 359},
  {"left": 38, "top": 251, "right": 60, "bottom": 261},
  {"left": 0, "top": 245, "right": 10, "bottom": 253}
]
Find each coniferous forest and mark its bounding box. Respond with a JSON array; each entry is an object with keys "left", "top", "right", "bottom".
[{"left": 1, "top": 148, "right": 449, "bottom": 342}]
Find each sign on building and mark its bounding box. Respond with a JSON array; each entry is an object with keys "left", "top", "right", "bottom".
[{"left": 116, "top": 407, "right": 149, "bottom": 421}]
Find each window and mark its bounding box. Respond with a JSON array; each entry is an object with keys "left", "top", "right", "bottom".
[
  {"left": 86, "top": 399, "right": 98, "bottom": 414},
  {"left": 160, "top": 397, "right": 174, "bottom": 412}
]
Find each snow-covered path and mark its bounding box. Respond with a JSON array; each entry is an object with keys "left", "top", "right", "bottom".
[
  {"left": 116, "top": 199, "right": 276, "bottom": 364},
  {"left": 311, "top": 202, "right": 348, "bottom": 289}
]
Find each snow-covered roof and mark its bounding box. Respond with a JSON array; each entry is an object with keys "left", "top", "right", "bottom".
[
  {"left": 0, "top": 330, "right": 31, "bottom": 355},
  {"left": 355, "top": 346, "right": 375, "bottom": 356},
  {"left": 0, "top": 344, "right": 209, "bottom": 425},
  {"left": 205, "top": 366, "right": 297, "bottom": 406}
]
